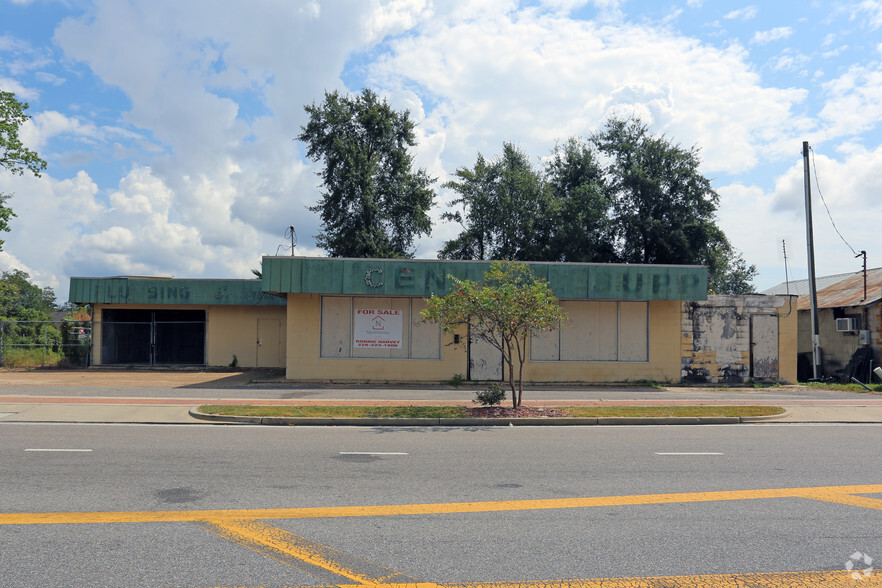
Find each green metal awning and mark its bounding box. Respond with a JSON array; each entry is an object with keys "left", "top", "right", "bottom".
[
  {"left": 68, "top": 277, "right": 286, "bottom": 306},
  {"left": 261, "top": 257, "right": 708, "bottom": 301}
]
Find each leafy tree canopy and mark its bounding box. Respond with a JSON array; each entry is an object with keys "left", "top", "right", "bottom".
[
  {"left": 0, "top": 90, "right": 47, "bottom": 251},
  {"left": 421, "top": 261, "right": 566, "bottom": 407},
  {"left": 298, "top": 89, "right": 435, "bottom": 258},
  {"left": 0, "top": 269, "right": 57, "bottom": 322},
  {"left": 440, "top": 143, "right": 547, "bottom": 261},
  {"left": 440, "top": 117, "right": 756, "bottom": 293}
]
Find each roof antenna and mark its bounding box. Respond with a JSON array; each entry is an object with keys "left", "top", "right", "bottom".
[
  {"left": 285, "top": 226, "right": 297, "bottom": 255},
  {"left": 778, "top": 236, "right": 792, "bottom": 295}
]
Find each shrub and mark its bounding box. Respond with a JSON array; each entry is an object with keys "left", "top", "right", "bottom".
[{"left": 474, "top": 383, "right": 506, "bottom": 406}]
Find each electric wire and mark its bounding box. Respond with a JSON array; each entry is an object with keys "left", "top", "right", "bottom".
[{"left": 809, "top": 146, "right": 858, "bottom": 256}]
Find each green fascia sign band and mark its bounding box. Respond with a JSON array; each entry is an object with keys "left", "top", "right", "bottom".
[{"left": 261, "top": 257, "right": 708, "bottom": 301}]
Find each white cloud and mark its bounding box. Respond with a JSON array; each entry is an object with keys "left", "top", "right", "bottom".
[
  {"left": 34, "top": 71, "right": 65, "bottom": 86},
  {"left": 751, "top": 26, "right": 793, "bottom": 44},
  {"left": 0, "top": 77, "right": 38, "bottom": 100},
  {"left": 45, "top": 0, "right": 382, "bottom": 283},
  {"left": 20, "top": 110, "right": 103, "bottom": 150},
  {"left": 363, "top": 0, "right": 433, "bottom": 43},
  {"left": 724, "top": 6, "right": 758, "bottom": 21},
  {"left": 368, "top": 12, "right": 808, "bottom": 175},
  {"left": 851, "top": 0, "right": 882, "bottom": 30},
  {"left": 819, "top": 64, "right": 882, "bottom": 139},
  {"left": 540, "top": 0, "right": 592, "bottom": 13}
]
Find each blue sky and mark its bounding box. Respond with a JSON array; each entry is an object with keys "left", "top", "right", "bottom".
[{"left": 1, "top": 0, "right": 881, "bottom": 297}]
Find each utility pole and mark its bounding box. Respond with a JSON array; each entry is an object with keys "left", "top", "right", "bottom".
[
  {"left": 856, "top": 250, "right": 867, "bottom": 301},
  {"left": 803, "top": 141, "right": 822, "bottom": 379}
]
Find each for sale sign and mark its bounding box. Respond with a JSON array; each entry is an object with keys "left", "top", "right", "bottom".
[{"left": 354, "top": 308, "right": 402, "bottom": 348}]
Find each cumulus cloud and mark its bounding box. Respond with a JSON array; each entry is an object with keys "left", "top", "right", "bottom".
[
  {"left": 743, "top": 144, "right": 882, "bottom": 279},
  {"left": 368, "top": 11, "right": 807, "bottom": 175},
  {"left": 818, "top": 64, "right": 882, "bottom": 139},
  {"left": 46, "top": 0, "right": 380, "bottom": 283}
]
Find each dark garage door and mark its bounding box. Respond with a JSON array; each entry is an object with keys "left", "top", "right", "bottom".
[{"left": 101, "top": 309, "right": 205, "bottom": 365}]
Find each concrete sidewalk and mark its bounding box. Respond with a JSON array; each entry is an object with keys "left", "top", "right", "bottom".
[{"left": 1, "top": 369, "right": 881, "bottom": 425}]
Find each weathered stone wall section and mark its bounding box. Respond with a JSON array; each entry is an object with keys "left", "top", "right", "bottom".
[{"left": 681, "top": 294, "right": 791, "bottom": 383}]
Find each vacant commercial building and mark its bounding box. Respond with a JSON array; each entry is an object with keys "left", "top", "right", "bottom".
[{"left": 70, "top": 257, "right": 797, "bottom": 383}]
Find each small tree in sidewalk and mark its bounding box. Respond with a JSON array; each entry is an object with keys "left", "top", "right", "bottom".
[{"left": 421, "top": 261, "right": 566, "bottom": 408}]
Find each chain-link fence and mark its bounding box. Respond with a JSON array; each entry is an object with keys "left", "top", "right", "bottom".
[{"left": 0, "top": 320, "right": 92, "bottom": 368}]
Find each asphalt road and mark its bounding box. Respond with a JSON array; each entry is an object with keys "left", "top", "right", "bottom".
[{"left": 1, "top": 422, "right": 880, "bottom": 587}]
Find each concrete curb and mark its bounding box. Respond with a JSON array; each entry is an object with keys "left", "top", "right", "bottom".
[{"left": 188, "top": 409, "right": 791, "bottom": 426}]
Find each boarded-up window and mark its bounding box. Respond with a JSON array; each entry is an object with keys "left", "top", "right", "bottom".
[
  {"left": 320, "top": 296, "right": 440, "bottom": 359},
  {"left": 531, "top": 300, "right": 648, "bottom": 362}
]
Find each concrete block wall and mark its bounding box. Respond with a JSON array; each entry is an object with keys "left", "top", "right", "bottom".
[{"left": 681, "top": 294, "right": 796, "bottom": 384}]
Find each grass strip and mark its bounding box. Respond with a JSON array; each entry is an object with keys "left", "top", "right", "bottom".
[
  {"left": 197, "top": 405, "right": 470, "bottom": 418},
  {"left": 562, "top": 405, "right": 785, "bottom": 418},
  {"left": 801, "top": 382, "right": 882, "bottom": 394},
  {"left": 196, "top": 405, "right": 785, "bottom": 419}
]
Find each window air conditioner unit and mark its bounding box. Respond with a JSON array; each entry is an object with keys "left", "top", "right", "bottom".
[{"left": 835, "top": 318, "right": 858, "bottom": 332}]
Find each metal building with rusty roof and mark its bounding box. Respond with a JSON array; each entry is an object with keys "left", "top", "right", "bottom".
[{"left": 764, "top": 267, "right": 882, "bottom": 381}]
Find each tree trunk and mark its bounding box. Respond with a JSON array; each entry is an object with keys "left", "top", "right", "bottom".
[
  {"left": 517, "top": 357, "right": 525, "bottom": 408},
  {"left": 504, "top": 339, "right": 517, "bottom": 408}
]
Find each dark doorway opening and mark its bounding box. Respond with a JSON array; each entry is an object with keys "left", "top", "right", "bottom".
[{"left": 101, "top": 309, "right": 205, "bottom": 365}]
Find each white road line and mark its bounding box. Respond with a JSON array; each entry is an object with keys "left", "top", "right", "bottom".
[
  {"left": 339, "top": 451, "right": 408, "bottom": 455},
  {"left": 24, "top": 449, "right": 93, "bottom": 452},
  {"left": 655, "top": 452, "right": 724, "bottom": 455}
]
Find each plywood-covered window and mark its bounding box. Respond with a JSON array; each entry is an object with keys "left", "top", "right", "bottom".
[
  {"left": 319, "top": 296, "right": 441, "bottom": 359},
  {"left": 531, "top": 300, "right": 648, "bottom": 362}
]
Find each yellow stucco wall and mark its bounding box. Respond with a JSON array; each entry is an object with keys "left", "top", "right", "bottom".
[
  {"left": 207, "top": 306, "right": 287, "bottom": 368},
  {"left": 285, "top": 295, "right": 682, "bottom": 383},
  {"left": 285, "top": 294, "right": 466, "bottom": 381},
  {"left": 777, "top": 297, "right": 798, "bottom": 383},
  {"left": 523, "top": 300, "right": 681, "bottom": 383},
  {"left": 91, "top": 304, "right": 286, "bottom": 368}
]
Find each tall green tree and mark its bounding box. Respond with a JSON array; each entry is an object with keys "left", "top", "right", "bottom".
[
  {"left": 590, "top": 117, "right": 755, "bottom": 292},
  {"left": 0, "top": 90, "right": 47, "bottom": 250},
  {"left": 0, "top": 269, "right": 59, "bottom": 351},
  {"left": 541, "top": 137, "right": 616, "bottom": 262},
  {"left": 422, "top": 261, "right": 566, "bottom": 408},
  {"left": 591, "top": 117, "right": 725, "bottom": 267},
  {"left": 440, "top": 117, "right": 756, "bottom": 292},
  {"left": 0, "top": 269, "right": 56, "bottom": 321},
  {"left": 440, "top": 143, "right": 548, "bottom": 261},
  {"left": 298, "top": 89, "right": 435, "bottom": 258}
]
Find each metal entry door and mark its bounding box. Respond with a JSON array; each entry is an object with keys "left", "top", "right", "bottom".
[
  {"left": 468, "top": 328, "right": 503, "bottom": 381},
  {"left": 750, "top": 314, "right": 779, "bottom": 379},
  {"left": 256, "top": 319, "right": 281, "bottom": 367}
]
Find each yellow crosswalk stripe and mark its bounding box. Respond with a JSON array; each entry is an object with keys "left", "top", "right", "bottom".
[{"left": 200, "top": 519, "right": 419, "bottom": 584}]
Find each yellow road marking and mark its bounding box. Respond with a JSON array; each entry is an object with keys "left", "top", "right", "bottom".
[
  {"left": 795, "top": 491, "right": 882, "bottom": 511},
  {"left": 328, "top": 572, "right": 882, "bottom": 587},
  {"left": 200, "top": 519, "right": 419, "bottom": 584},
  {"left": 2, "top": 483, "right": 880, "bottom": 526}
]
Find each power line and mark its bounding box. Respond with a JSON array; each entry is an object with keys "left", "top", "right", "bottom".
[{"left": 809, "top": 146, "right": 857, "bottom": 256}]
